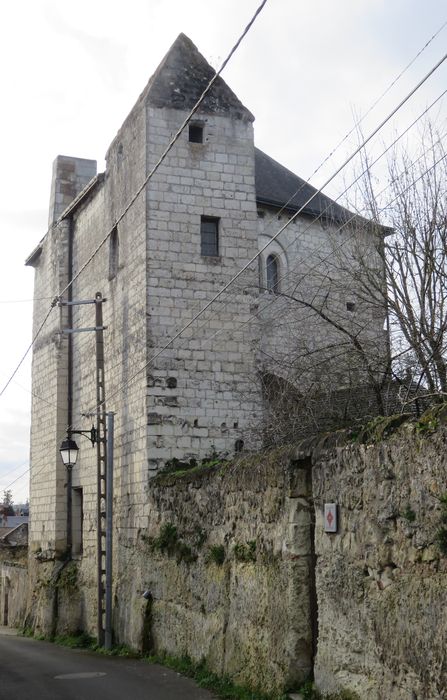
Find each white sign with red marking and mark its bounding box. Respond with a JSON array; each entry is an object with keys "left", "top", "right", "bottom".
[{"left": 324, "top": 503, "right": 337, "bottom": 533}]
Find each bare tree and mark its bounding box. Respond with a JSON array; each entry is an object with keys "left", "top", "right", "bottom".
[
  {"left": 345, "top": 122, "right": 447, "bottom": 401},
  {"left": 254, "top": 122, "right": 447, "bottom": 444}
]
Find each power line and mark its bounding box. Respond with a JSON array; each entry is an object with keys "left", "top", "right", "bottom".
[
  {"left": 0, "top": 302, "right": 57, "bottom": 398},
  {"left": 134, "top": 22, "right": 447, "bottom": 337},
  {"left": 0, "top": 459, "right": 30, "bottom": 485},
  {"left": 88, "top": 51, "right": 447, "bottom": 412},
  {"left": 0, "top": 0, "right": 269, "bottom": 401},
  {"left": 198, "top": 145, "right": 447, "bottom": 355},
  {"left": 306, "top": 17, "right": 447, "bottom": 187},
  {"left": 8, "top": 49, "right": 447, "bottom": 488},
  {"left": 165, "top": 91, "right": 447, "bottom": 354},
  {"left": 1, "top": 10, "right": 441, "bottom": 409},
  {"left": 99, "top": 54, "right": 447, "bottom": 388},
  {"left": 1, "top": 466, "right": 30, "bottom": 491},
  {"left": 0, "top": 297, "right": 53, "bottom": 304}
]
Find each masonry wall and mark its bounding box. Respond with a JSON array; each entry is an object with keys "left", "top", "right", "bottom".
[
  {"left": 114, "top": 450, "right": 314, "bottom": 694},
  {"left": 145, "top": 104, "right": 262, "bottom": 474},
  {"left": 257, "top": 207, "right": 386, "bottom": 387},
  {"left": 0, "top": 548, "right": 28, "bottom": 627},
  {"left": 28, "top": 156, "right": 97, "bottom": 557},
  {"left": 67, "top": 96, "right": 150, "bottom": 629},
  {"left": 311, "top": 412, "right": 447, "bottom": 700},
  {"left": 28, "top": 220, "right": 72, "bottom": 555}
]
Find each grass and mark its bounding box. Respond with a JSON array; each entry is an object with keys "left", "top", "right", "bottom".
[
  {"left": 146, "top": 653, "right": 289, "bottom": 700},
  {"left": 298, "top": 681, "right": 360, "bottom": 700},
  {"left": 21, "top": 630, "right": 289, "bottom": 699}
]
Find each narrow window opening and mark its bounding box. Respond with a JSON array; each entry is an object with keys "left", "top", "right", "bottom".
[
  {"left": 189, "top": 124, "right": 203, "bottom": 143},
  {"left": 193, "top": 419, "right": 199, "bottom": 428},
  {"left": 235, "top": 439, "right": 244, "bottom": 453},
  {"left": 233, "top": 421, "right": 238, "bottom": 429},
  {"left": 201, "top": 217, "right": 219, "bottom": 257},
  {"left": 72, "top": 487, "right": 83, "bottom": 555},
  {"left": 346, "top": 302, "right": 356, "bottom": 312},
  {"left": 109, "top": 226, "right": 119, "bottom": 279},
  {"left": 266, "top": 254, "right": 279, "bottom": 293}
]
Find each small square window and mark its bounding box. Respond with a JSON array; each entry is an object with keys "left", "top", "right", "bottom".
[
  {"left": 201, "top": 217, "right": 219, "bottom": 257},
  {"left": 189, "top": 124, "right": 203, "bottom": 143},
  {"left": 346, "top": 302, "right": 356, "bottom": 312}
]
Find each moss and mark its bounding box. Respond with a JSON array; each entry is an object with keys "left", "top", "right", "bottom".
[
  {"left": 175, "top": 542, "right": 197, "bottom": 564},
  {"left": 207, "top": 545, "right": 226, "bottom": 565},
  {"left": 56, "top": 562, "right": 78, "bottom": 593},
  {"left": 193, "top": 526, "right": 207, "bottom": 549},
  {"left": 354, "top": 414, "right": 412, "bottom": 444},
  {"left": 401, "top": 506, "right": 416, "bottom": 523},
  {"left": 148, "top": 522, "right": 198, "bottom": 564},
  {"left": 415, "top": 413, "right": 439, "bottom": 435},
  {"left": 234, "top": 540, "right": 257, "bottom": 563},
  {"left": 155, "top": 450, "right": 229, "bottom": 481},
  {"left": 151, "top": 523, "right": 179, "bottom": 555},
  {"left": 436, "top": 528, "right": 447, "bottom": 554}
]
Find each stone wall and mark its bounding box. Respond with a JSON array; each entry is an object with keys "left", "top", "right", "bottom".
[
  {"left": 0, "top": 547, "right": 28, "bottom": 627},
  {"left": 114, "top": 449, "right": 315, "bottom": 694},
  {"left": 16, "top": 412, "right": 447, "bottom": 698},
  {"left": 311, "top": 412, "right": 447, "bottom": 700}
]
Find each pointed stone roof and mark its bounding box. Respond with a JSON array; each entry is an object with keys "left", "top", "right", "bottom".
[{"left": 144, "top": 33, "right": 254, "bottom": 121}]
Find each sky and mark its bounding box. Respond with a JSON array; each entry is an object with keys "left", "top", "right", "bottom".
[{"left": 0, "top": 0, "right": 446, "bottom": 503}]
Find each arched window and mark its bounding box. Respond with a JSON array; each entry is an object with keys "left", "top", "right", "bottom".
[{"left": 266, "top": 254, "right": 279, "bottom": 292}]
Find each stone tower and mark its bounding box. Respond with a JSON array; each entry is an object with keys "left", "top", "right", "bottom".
[{"left": 26, "top": 34, "right": 262, "bottom": 561}]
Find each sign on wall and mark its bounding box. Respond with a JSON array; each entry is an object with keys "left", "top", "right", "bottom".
[{"left": 324, "top": 503, "right": 338, "bottom": 533}]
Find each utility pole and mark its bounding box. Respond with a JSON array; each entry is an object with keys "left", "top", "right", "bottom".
[
  {"left": 95, "top": 292, "right": 108, "bottom": 646},
  {"left": 104, "top": 411, "right": 114, "bottom": 650}
]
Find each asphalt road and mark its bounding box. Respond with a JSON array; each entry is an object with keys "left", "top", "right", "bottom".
[{"left": 0, "top": 628, "right": 216, "bottom": 700}]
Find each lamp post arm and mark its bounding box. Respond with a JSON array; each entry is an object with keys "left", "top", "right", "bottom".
[{"left": 70, "top": 426, "right": 97, "bottom": 446}]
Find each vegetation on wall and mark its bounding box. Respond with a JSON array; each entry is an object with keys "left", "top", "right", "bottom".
[
  {"left": 145, "top": 523, "right": 197, "bottom": 564},
  {"left": 233, "top": 541, "right": 257, "bottom": 563}
]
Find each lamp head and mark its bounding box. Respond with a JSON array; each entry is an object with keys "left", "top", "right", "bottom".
[{"left": 59, "top": 437, "right": 79, "bottom": 468}]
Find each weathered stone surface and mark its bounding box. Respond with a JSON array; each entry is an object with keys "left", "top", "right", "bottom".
[
  {"left": 114, "top": 452, "right": 314, "bottom": 694},
  {"left": 313, "top": 420, "right": 447, "bottom": 700},
  {"left": 0, "top": 546, "right": 28, "bottom": 628}
]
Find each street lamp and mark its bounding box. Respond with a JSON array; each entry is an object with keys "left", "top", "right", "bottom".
[
  {"left": 59, "top": 436, "right": 79, "bottom": 558},
  {"left": 59, "top": 437, "right": 79, "bottom": 468},
  {"left": 59, "top": 428, "right": 96, "bottom": 558}
]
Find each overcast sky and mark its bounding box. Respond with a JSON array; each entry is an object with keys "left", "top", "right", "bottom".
[{"left": 0, "top": 0, "right": 446, "bottom": 503}]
